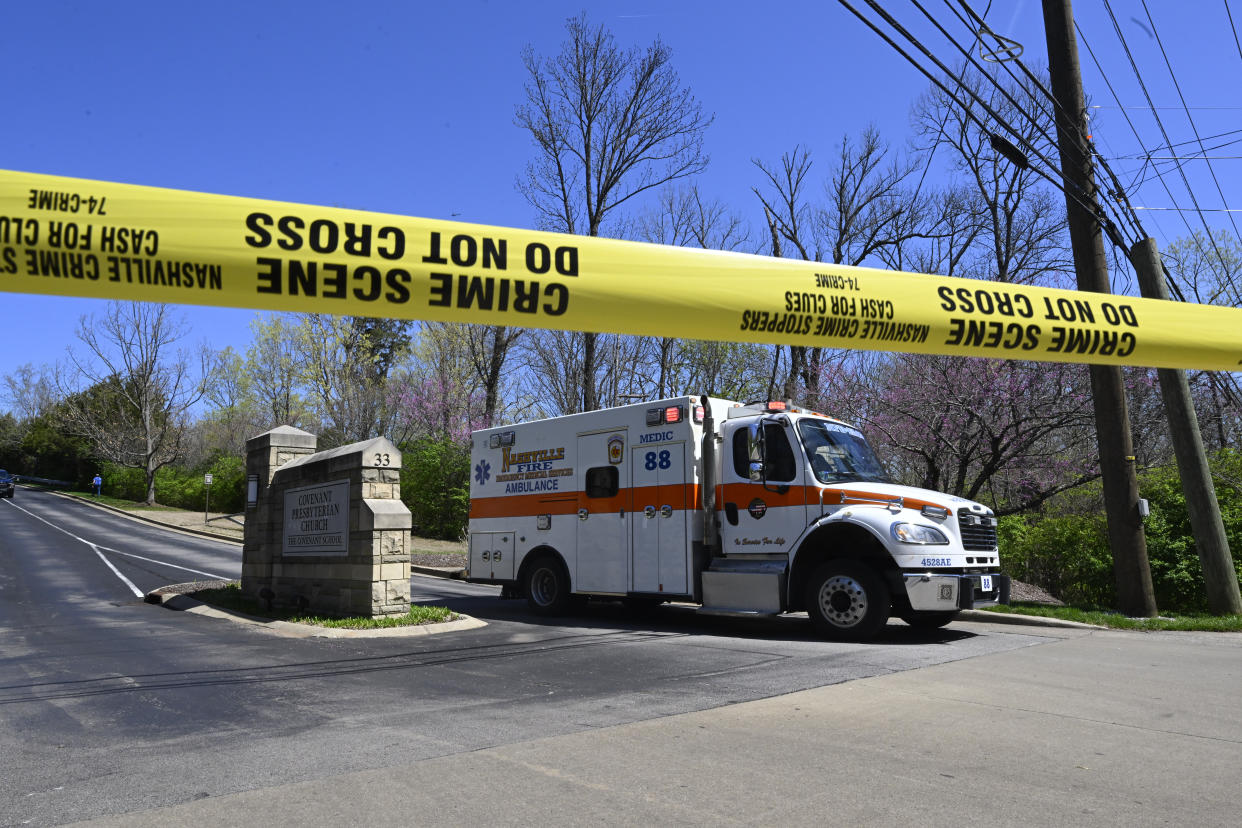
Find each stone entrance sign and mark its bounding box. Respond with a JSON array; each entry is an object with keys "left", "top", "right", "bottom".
[{"left": 242, "top": 427, "right": 411, "bottom": 617}]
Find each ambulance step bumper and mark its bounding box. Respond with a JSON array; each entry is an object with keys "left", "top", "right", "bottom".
[
  {"left": 697, "top": 606, "right": 782, "bottom": 619},
  {"left": 701, "top": 564, "right": 787, "bottom": 614}
]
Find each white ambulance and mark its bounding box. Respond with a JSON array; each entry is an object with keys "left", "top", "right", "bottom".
[{"left": 467, "top": 396, "right": 1008, "bottom": 641}]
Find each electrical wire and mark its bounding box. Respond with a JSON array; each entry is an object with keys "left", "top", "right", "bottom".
[
  {"left": 838, "top": 0, "right": 1109, "bottom": 237},
  {"left": 1100, "top": 0, "right": 1242, "bottom": 306},
  {"left": 1076, "top": 13, "right": 1224, "bottom": 302},
  {"left": 945, "top": 0, "right": 1146, "bottom": 247},
  {"left": 840, "top": 0, "right": 1237, "bottom": 309},
  {"left": 1106, "top": 125, "right": 1242, "bottom": 157},
  {"left": 1141, "top": 1, "right": 1242, "bottom": 260},
  {"left": 1226, "top": 0, "right": 1242, "bottom": 66}
]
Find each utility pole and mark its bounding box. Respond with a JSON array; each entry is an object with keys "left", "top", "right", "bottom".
[
  {"left": 1129, "top": 238, "right": 1242, "bottom": 614},
  {"left": 1043, "top": 0, "right": 1157, "bottom": 616}
]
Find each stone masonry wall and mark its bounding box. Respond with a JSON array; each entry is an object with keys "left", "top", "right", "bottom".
[{"left": 241, "top": 429, "right": 411, "bottom": 618}]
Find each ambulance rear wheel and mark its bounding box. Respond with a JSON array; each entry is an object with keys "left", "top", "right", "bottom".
[
  {"left": 525, "top": 555, "right": 571, "bottom": 616},
  {"left": 805, "top": 560, "right": 890, "bottom": 642}
]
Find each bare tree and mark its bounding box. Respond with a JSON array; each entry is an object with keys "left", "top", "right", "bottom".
[
  {"left": 753, "top": 129, "right": 923, "bottom": 401},
  {"left": 1161, "top": 230, "right": 1242, "bottom": 450},
  {"left": 522, "top": 328, "right": 588, "bottom": 418},
  {"left": 822, "top": 353, "right": 1101, "bottom": 515},
  {"left": 515, "top": 12, "right": 712, "bottom": 411},
  {"left": 296, "top": 315, "right": 410, "bottom": 446},
  {"left": 911, "top": 66, "right": 1070, "bottom": 287},
  {"left": 58, "top": 302, "right": 210, "bottom": 505},
  {"left": 198, "top": 346, "right": 264, "bottom": 457},
  {"left": 245, "top": 314, "right": 312, "bottom": 430},
  {"left": 628, "top": 184, "right": 751, "bottom": 397},
  {"left": 466, "top": 324, "right": 523, "bottom": 428},
  {"left": 3, "top": 363, "right": 56, "bottom": 422}
]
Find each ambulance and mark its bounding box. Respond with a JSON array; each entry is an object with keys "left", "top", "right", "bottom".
[{"left": 467, "top": 396, "right": 1009, "bottom": 641}]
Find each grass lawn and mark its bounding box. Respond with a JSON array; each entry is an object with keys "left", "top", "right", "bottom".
[
  {"left": 190, "top": 582, "right": 456, "bottom": 629},
  {"left": 984, "top": 602, "right": 1242, "bottom": 632}
]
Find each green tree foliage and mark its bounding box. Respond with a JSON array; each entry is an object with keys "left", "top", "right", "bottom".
[
  {"left": 99, "top": 455, "right": 245, "bottom": 513},
  {"left": 18, "top": 403, "right": 98, "bottom": 485},
  {"left": 1000, "top": 450, "right": 1242, "bottom": 613},
  {"left": 0, "top": 413, "right": 21, "bottom": 470},
  {"left": 399, "top": 438, "right": 470, "bottom": 540}
]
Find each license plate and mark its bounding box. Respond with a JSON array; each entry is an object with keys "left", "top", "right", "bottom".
[{"left": 980, "top": 575, "right": 993, "bottom": 592}]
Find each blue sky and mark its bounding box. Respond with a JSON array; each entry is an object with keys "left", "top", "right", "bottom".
[{"left": 4, "top": 0, "right": 1239, "bottom": 406}]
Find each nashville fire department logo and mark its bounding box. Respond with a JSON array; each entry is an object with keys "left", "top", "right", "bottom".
[{"left": 607, "top": 434, "right": 624, "bottom": 464}]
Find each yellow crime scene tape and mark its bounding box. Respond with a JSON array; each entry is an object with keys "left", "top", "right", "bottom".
[{"left": 2, "top": 169, "right": 1240, "bottom": 372}]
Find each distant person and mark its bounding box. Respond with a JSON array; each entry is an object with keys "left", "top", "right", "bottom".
[{"left": 92, "top": 474, "right": 102, "bottom": 496}]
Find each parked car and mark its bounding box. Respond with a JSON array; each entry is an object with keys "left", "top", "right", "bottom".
[{"left": 0, "top": 469, "right": 14, "bottom": 498}]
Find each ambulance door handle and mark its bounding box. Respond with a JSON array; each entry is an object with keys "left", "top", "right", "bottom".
[
  {"left": 643, "top": 505, "right": 656, "bottom": 519},
  {"left": 660, "top": 504, "right": 673, "bottom": 519},
  {"left": 578, "top": 508, "right": 589, "bottom": 521}
]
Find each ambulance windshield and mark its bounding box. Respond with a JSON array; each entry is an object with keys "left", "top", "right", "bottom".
[{"left": 796, "top": 419, "right": 891, "bottom": 485}]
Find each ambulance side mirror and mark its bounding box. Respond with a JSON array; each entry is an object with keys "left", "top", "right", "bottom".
[{"left": 747, "top": 422, "right": 766, "bottom": 482}]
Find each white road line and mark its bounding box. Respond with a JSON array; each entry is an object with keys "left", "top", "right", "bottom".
[
  {"left": 103, "top": 548, "right": 228, "bottom": 580},
  {"left": 86, "top": 544, "right": 145, "bottom": 598},
  {"left": 2, "top": 499, "right": 221, "bottom": 597}
]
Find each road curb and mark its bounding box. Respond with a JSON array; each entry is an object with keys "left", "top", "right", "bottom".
[
  {"left": 411, "top": 565, "right": 466, "bottom": 580},
  {"left": 958, "top": 608, "right": 1102, "bottom": 629},
  {"left": 145, "top": 581, "right": 485, "bottom": 638}
]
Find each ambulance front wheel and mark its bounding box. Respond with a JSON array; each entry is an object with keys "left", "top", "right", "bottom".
[
  {"left": 524, "top": 555, "right": 571, "bottom": 616},
  {"left": 805, "top": 560, "right": 891, "bottom": 642}
]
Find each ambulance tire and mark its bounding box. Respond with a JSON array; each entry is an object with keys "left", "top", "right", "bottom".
[
  {"left": 805, "top": 560, "right": 891, "bottom": 642},
  {"left": 524, "top": 555, "right": 571, "bottom": 616},
  {"left": 900, "top": 610, "right": 958, "bottom": 629}
]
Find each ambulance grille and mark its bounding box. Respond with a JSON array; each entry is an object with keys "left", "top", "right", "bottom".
[{"left": 958, "top": 513, "right": 998, "bottom": 551}]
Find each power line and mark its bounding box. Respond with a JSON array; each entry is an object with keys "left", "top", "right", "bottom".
[
  {"left": 1083, "top": 3, "right": 1241, "bottom": 306},
  {"left": 1090, "top": 105, "right": 1242, "bottom": 110},
  {"left": 1140, "top": 1, "right": 1242, "bottom": 259},
  {"left": 1117, "top": 125, "right": 1242, "bottom": 156},
  {"left": 1225, "top": 0, "right": 1242, "bottom": 66},
  {"left": 1135, "top": 206, "right": 1242, "bottom": 212},
  {"left": 946, "top": 0, "right": 1145, "bottom": 245},
  {"left": 1113, "top": 155, "right": 1242, "bottom": 161},
  {"left": 837, "top": 0, "right": 1111, "bottom": 243},
  {"left": 1100, "top": 0, "right": 1240, "bottom": 303}
]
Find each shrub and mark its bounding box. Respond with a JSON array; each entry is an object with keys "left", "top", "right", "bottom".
[
  {"left": 98, "top": 456, "right": 246, "bottom": 513},
  {"left": 999, "top": 511, "right": 1114, "bottom": 607},
  {"left": 99, "top": 463, "right": 147, "bottom": 501},
  {"left": 1138, "top": 449, "right": 1242, "bottom": 613},
  {"left": 999, "top": 449, "right": 1242, "bottom": 613}
]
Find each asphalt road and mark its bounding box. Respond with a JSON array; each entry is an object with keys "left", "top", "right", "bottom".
[{"left": 4, "top": 488, "right": 1239, "bottom": 826}]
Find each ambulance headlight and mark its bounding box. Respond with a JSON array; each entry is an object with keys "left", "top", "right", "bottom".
[{"left": 890, "top": 522, "right": 949, "bottom": 545}]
